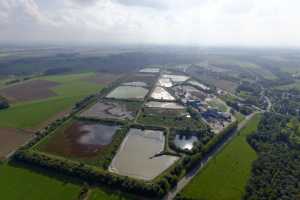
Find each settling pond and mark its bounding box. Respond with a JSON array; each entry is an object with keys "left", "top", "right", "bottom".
[
  {"left": 151, "top": 87, "right": 175, "bottom": 101},
  {"left": 122, "top": 81, "right": 148, "bottom": 87},
  {"left": 80, "top": 101, "right": 134, "bottom": 120},
  {"left": 139, "top": 68, "right": 160, "bottom": 73},
  {"left": 145, "top": 101, "right": 185, "bottom": 109},
  {"left": 109, "top": 128, "right": 179, "bottom": 180},
  {"left": 42, "top": 121, "right": 120, "bottom": 158},
  {"left": 106, "top": 86, "right": 149, "bottom": 100},
  {"left": 174, "top": 134, "right": 199, "bottom": 151}
]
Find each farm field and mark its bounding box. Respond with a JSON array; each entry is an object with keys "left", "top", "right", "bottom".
[
  {"left": 0, "top": 128, "right": 33, "bottom": 160},
  {"left": 0, "top": 163, "right": 81, "bottom": 200},
  {"left": 0, "top": 72, "right": 105, "bottom": 129},
  {"left": 190, "top": 72, "right": 238, "bottom": 93},
  {"left": 0, "top": 79, "right": 59, "bottom": 103},
  {"left": 181, "top": 114, "right": 261, "bottom": 200},
  {"left": 0, "top": 96, "right": 79, "bottom": 129}
]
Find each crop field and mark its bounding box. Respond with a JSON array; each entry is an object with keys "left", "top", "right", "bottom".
[
  {"left": 0, "top": 96, "right": 80, "bottom": 129},
  {"left": 0, "top": 163, "right": 81, "bottom": 200},
  {"left": 85, "top": 73, "right": 122, "bottom": 85},
  {"left": 190, "top": 72, "right": 238, "bottom": 93},
  {"left": 36, "top": 119, "right": 122, "bottom": 167},
  {"left": 0, "top": 128, "right": 33, "bottom": 159},
  {"left": 181, "top": 114, "right": 261, "bottom": 200},
  {"left": 0, "top": 80, "right": 59, "bottom": 103},
  {"left": 0, "top": 72, "right": 104, "bottom": 129}
]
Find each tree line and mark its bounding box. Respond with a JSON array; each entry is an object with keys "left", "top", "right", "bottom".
[{"left": 244, "top": 112, "right": 300, "bottom": 200}]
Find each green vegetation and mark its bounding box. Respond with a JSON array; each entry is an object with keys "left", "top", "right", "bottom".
[
  {"left": 234, "top": 111, "right": 245, "bottom": 123},
  {"left": 0, "top": 73, "right": 103, "bottom": 129},
  {"left": 0, "top": 163, "right": 81, "bottom": 200},
  {"left": 275, "top": 80, "right": 300, "bottom": 91},
  {"left": 181, "top": 114, "right": 261, "bottom": 200},
  {"left": 0, "top": 96, "right": 79, "bottom": 128},
  {"left": 245, "top": 113, "right": 300, "bottom": 200},
  {"left": 41, "top": 72, "right": 103, "bottom": 97},
  {"left": 138, "top": 113, "right": 206, "bottom": 130},
  {"left": 88, "top": 188, "right": 133, "bottom": 200},
  {"left": 207, "top": 98, "right": 228, "bottom": 112}
]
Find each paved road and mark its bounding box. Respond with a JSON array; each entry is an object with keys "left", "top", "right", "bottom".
[{"left": 163, "top": 112, "right": 259, "bottom": 200}]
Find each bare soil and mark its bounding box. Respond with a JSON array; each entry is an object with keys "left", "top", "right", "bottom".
[
  {"left": 0, "top": 128, "right": 33, "bottom": 160},
  {"left": 85, "top": 73, "right": 122, "bottom": 85},
  {"left": 0, "top": 80, "right": 60, "bottom": 103}
]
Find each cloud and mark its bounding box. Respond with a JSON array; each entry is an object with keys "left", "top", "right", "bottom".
[{"left": 0, "top": 0, "right": 300, "bottom": 46}]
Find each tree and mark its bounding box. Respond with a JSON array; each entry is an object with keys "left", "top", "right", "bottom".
[{"left": 0, "top": 100, "right": 9, "bottom": 110}]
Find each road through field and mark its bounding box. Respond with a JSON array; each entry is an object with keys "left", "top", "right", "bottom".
[{"left": 163, "top": 112, "right": 259, "bottom": 200}]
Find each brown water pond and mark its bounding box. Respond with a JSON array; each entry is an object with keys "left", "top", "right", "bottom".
[{"left": 42, "top": 121, "right": 120, "bottom": 158}]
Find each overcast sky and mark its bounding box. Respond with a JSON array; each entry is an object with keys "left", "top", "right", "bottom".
[{"left": 0, "top": 0, "right": 300, "bottom": 47}]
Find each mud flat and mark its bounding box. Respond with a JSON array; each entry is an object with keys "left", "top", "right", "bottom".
[
  {"left": 139, "top": 68, "right": 160, "bottom": 73},
  {"left": 157, "top": 77, "right": 173, "bottom": 88},
  {"left": 109, "top": 128, "right": 179, "bottom": 180},
  {"left": 121, "top": 81, "right": 148, "bottom": 87},
  {"left": 80, "top": 101, "right": 134, "bottom": 120},
  {"left": 188, "top": 80, "right": 210, "bottom": 91},
  {"left": 145, "top": 101, "right": 185, "bottom": 109},
  {"left": 174, "top": 134, "right": 199, "bottom": 151},
  {"left": 106, "top": 86, "right": 149, "bottom": 100},
  {"left": 150, "top": 87, "right": 175, "bottom": 101},
  {"left": 41, "top": 121, "right": 120, "bottom": 158}
]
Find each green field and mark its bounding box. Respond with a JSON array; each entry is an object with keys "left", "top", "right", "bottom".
[
  {"left": 234, "top": 111, "right": 245, "bottom": 123},
  {"left": 0, "top": 73, "right": 103, "bottom": 129},
  {"left": 0, "top": 163, "right": 81, "bottom": 200},
  {"left": 181, "top": 114, "right": 261, "bottom": 200}
]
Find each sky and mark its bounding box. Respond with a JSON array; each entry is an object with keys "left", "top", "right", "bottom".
[{"left": 0, "top": 0, "right": 300, "bottom": 47}]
